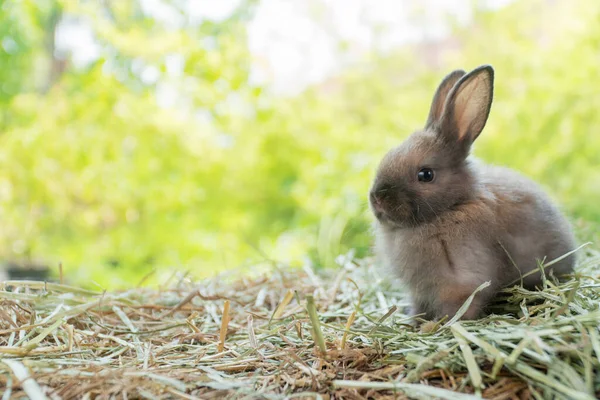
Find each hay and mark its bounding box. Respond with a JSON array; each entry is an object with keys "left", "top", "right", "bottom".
[{"left": 0, "top": 247, "right": 599, "bottom": 399}]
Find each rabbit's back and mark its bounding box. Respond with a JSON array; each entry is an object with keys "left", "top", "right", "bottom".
[{"left": 480, "top": 164, "right": 576, "bottom": 287}]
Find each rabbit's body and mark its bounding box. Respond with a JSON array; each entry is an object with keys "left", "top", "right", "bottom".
[
  {"left": 369, "top": 66, "right": 576, "bottom": 320},
  {"left": 375, "top": 160, "right": 575, "bottom": 320}
]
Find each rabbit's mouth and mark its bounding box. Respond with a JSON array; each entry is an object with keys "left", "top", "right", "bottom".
[
  {"left": 373, "top": 210, "right": 387, "bottom": 222},
  {"left": 373, "top": 207, "right": 410, "bottom": 228},
  {"left": 371, "top": 198, "right": 394, "bottom": 224},
  {"left": 373, "top": 200, "right": 436, "bottom": 229}
]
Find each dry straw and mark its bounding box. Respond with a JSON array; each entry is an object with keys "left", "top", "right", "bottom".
[{"left": 0, "top": 246, "right": 599, "bottom": 399}]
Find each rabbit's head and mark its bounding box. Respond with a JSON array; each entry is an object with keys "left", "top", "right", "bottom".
[{"left": 370, "top": 65, "right": 494, "bottom": 228}]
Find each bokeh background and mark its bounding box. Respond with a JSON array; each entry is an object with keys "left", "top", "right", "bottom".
[{"left": 0, "top": 0, "right": 598, "bottom": 288}]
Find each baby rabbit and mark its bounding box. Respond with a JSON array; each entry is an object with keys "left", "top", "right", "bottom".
[{"left": 369, "top": 65, "right": 576, "bottom": 321}]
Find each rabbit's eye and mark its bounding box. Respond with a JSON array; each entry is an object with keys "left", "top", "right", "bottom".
[{"left": 418, "top": 168, "right": 435, "bottom": 182}]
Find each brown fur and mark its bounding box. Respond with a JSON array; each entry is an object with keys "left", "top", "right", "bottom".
[{"left": 369, "top": 65, "right": 576, "bottom": 321}]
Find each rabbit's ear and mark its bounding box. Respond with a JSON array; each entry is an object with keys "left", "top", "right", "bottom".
[
  {"left": 426, "top": 69, "right": 466, "bottom": 128},
  {"left": 440, "top": 65, "right": 494, "bottom": 144}
]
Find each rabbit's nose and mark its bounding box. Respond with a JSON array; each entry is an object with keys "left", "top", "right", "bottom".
[
  {"left": 370, "top": 184, "right": 392, "bottom": 207},
  {"left": 370, "top": 191, "right": 381, "bottom": 207}
]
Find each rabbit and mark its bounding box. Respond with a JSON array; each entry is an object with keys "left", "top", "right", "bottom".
[{"left": 369, "top": 65, "right": 577, "bottom": 321}]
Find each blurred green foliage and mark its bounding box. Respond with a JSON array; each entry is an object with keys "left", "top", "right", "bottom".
[{"left": 0, "top": 0, "right": 598, "bottom": 287}]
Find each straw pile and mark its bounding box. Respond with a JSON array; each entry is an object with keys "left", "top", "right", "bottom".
[{"left": 1, "top": 246, "right": 599, "bottom": 399}]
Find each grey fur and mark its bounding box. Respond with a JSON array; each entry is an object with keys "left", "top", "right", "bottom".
[{"left": 369, "top": 65, "right": 576, "bottom": 321}]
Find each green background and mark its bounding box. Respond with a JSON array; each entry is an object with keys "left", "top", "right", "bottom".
[{"left": 0, "top": 0, "right": 598, "bottom": 288}]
